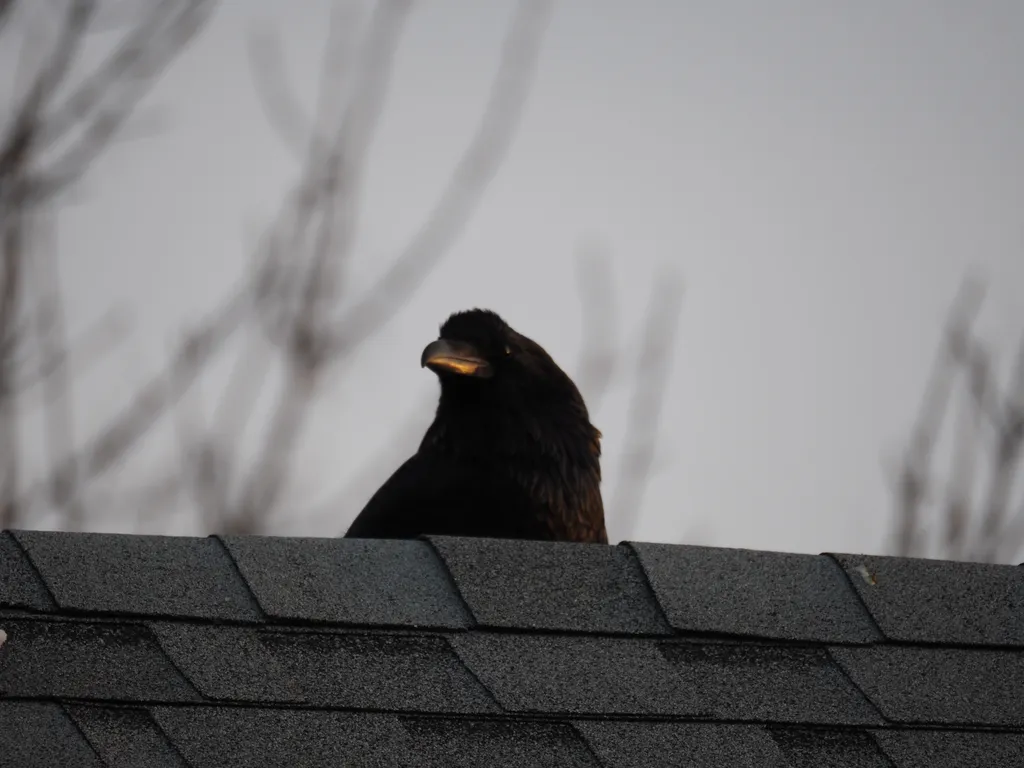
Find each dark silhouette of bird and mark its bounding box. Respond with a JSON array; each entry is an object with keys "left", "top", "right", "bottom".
[{"left": 344, "top": 308, "right": 607, "bottom": 543}]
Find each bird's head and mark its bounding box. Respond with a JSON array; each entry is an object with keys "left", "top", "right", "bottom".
[{"left": 420, "top": 308, "right": 600, "bottom": 460}]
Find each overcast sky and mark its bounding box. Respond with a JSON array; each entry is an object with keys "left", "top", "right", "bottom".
[{"left": 21, "top": 1, "right": 1024, "bottom": 556}]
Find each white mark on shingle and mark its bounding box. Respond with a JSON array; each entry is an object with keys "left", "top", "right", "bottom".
[
  {"left": 0, "top": 628, "right": 6, "bottom": 650},
  {"left": 855, "top": 565, "right": 877, "bottom": 586}
]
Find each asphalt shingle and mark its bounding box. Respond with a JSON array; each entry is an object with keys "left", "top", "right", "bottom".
[
  {"left": 428, "top": 536, "right": 670, "bottom": 635},
  {"left": 450, "top": 633, "right": 882, "bottom": 724},
  {"left": 153, "top": 622, "right": 498, "bottom": 713},
  {"left": 0, "top": 701, "right": 102, "bottom": 768},
  {"left": 573, "top": 721, "right": 788, "bottom": 768},
  {"left": 222, "top": 535, "right": 470, "bottom": 629},
  {"left": 401, "top": 718, "right": 600, "bottom": 768},
  {"left": 831, "top": 645, "right": 1024, "bottom": 726},
  {"left": 0, "top": 618, "right": 199, "bottom": 702},
  {"left": 629, "top": 543, "right": 881, "bottom": 643},
  {"left": 828, "top": 553, "right": 1024, "bottom": 647},
  {"left": 872, "top": 729, "right": 1024, "bottom": 768},
  {"left": 0, "top": 531, "right": 54, "bottom": 611},
  {"left": 152, "top": 707, "right": 416, "bottom": 768},
  {"left": 66, "top": 705, "right": 189, "bottom": 768},
  {"left": 659, "top": 641, "right": 884, "bottom": 725},
  {"left": 768, "top": 726, "right": 894, "bottom": 768},
  {"left": 4, "top": 529, "right": 1022, "bottom": 767},
  {"left": 13, "top": 531, "right": 261, "bottom": 622},
  {"left": 450, "top": 633, "right": 690, "bottom": 716}
]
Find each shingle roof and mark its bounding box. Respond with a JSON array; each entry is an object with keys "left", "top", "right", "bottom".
[{"left": 1, "top": 530, "right": 1022, "bottom": 767}]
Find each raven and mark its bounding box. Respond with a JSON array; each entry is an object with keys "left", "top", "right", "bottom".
[{"left": 344, "top": 308, "right": 607, "bottom": 543}]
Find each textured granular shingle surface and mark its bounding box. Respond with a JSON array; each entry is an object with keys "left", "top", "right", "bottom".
[
  {"left": 573, "top": 721, "right": 788, "bottom": 768},
  {"left": 0, "top": 618, "right": 200, "bottom": 702},
  {"left": 828, "top": 552, "right": 1024, "bottom": 646},
  {"left": 401, "top": 718, "right": 600, "bottom": 767},
  {"left": 769, "top": 726, "right": 894, "bottom": 768},
  {"left": 222, "top": 535, "right": 470, "bottom": 628},
  {"left": 152, "top": 707, "right": 416, "bottom": 768},
  {"left": 0, "top": 701, "right": 103, "bottom": 768},
  {"left": 2, "top": 530, "right": 1023, "bottom": 766},
  {"left": 428, "top": 536, "right": 671, "bottom": 634},
  {"left": 14, "top": 531, "right": 261, "bottom": 622},
  {"left": 67, "top": 705, "right": 189, "bottom": 768},
  {"left": 153, "top": 622, "right": 498, "bottom": 712},
  {"left": 871, "top": 729, "right": 1024, "bottom": 768},
  {"left": 630, "top": 543, "right": 881, "bottom": 643},
  {"left": 830, "top": 644, "right": 1024, "bottom": 726},
  {"left": 0, "top": 531, "right": 54, "bottom": 611}
]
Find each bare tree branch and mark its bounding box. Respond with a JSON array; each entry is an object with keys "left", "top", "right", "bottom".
[
  {"left": 977, "top": 332, "right": 1024, "bottom": 562},
  {"left": 326, "top": 0, "right": 554, "bottom": 354},
  {"left": 574, "top": 242, "right": 619, "bottom": 414},
  {"left": 889, "top": 276, "right": 984, "bottom": 557},
  {"left": 14, "top": 307, "right": 130, "bottom": 394},
  {"left": 890, "top": 274, "right": 1024, "bottom": 563},
  {"left": 31, "top": 1, "right": 216, "bottom": 200},
  {"left": 19, "top": 291, "right": 244, "bottom": 515},
  {"left": 612, "top": 266, "right": 684, "bottom": 536},
  {"left": 26, "top": 205, "right": 86, "bottom": 528},
  {"left": 245, "top": 25, "right": 314, "bottom": 158}
]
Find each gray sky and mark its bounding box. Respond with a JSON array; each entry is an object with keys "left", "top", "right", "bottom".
[{"left": 36, "top": 1, "right": 1024, "bottom": 554}]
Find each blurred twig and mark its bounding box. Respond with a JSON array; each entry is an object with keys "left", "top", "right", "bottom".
[
  {"left": 611, "top": 266, "right": 685, "bottom": 537},
  {"left": 152, "top": 0, "right": 554, "bottom": 534},
  {"left": 1, "top": 1, "right": 216, "bottom": 528},
  {"left": 574, "top": 242, "right": 619, "bottom": 414},
  {"left": 890, "top": 276, "right": 1024, "bottom": 563}
]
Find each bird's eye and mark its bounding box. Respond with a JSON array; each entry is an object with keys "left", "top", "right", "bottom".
[{"left": 504, "top": 345, "right": 512, "bottom": 356}]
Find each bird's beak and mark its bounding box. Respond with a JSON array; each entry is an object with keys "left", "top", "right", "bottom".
[{"left": 421, "top": 338, "right": 493, "bottom": 378}]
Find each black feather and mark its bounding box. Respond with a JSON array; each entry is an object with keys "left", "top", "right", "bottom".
[{"left": 345, "top": 308, "right": 607, "bottom": 543}]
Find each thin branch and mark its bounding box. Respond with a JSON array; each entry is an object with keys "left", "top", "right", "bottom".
[
  {"left": 942, "top": 357, "right": 981, "bottom": 560},
  {"left": 223, "top": 0, "right": 414, "bottom": 530},
  {"left": 0, "top": 0, "right": 17, "bottom": 38},
  {"left": 0, "top": 0, "right": 96, "bottom": 182},
  {"left": 574, "top": 241, "right": 619, "bottom": 414},
  {"left": 326, "top": 0, "right": 554, "bottom": 354},
  {"left": 30, "top": 1, "right": 215, "bottom": 201},
  {"left": 20, "top": 291, "right": 245, "bottom": 514},
  {"left": 890, "top": 276, "right": 984, "bottom": 557},
  {"left": 27, "top": 205, "right": 87, "bottom": 528},
  {"left": 245, "top": 25, "right": 314, "bottom": 157},
  {"left": 14, "top": 307, "right": 130, "bottom": 394},
  {"left": 977, "top": 332, "right": 1024, "bottom": 562},
  {"left": 612, "top": 266, "right": 685, "bottom": 536}
]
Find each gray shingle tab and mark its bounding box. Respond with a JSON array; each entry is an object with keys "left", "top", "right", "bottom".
[
  {"left": 574, "top": 721, "right": 788, "bottom": 768},
  {"left": 0, "top": 618, "right": 200, "bottom": 702},
  {"left": 154, "top": 622, "right": 498, "bottom": 713},
  {"left": 831, "top": 645, "right": 1024, "bottom": 727},
  {"left": 828, "top": 553, "right": 1024, "bottom": 647},
  {"left": 66, "top": 705, "right": 189, "bottom": 768},
  {"left": 768, "top": 726, "right": 894, "bottom": 768},
  {"left": 153, "top": 706, "right": 417, "bottom": 768},
  {"left": 0, "top": 531, "right": 54, "bottom": 611},
  {"left": 659, "top": 641, "right": 884, "bottom": 725},
  {"left": 401, "top": 718, "right": 600, "bottom": 767},
  {"left": 428, "top": 537, "right": 670, "bottom": 635},
  {"left": 222, "top": 535, "right": 470, "bottom": 629},
  {"left": 450, "top": 633, "right": 692, "bottom": 716},
  {"left": 0, "top": 701, "right": 102, "bottom": 768},
  {"left": 630, "top": 543, "right": 881, "bottom": 643},
  {"left": 872, "top": 729, "right": 1024, "bottom": 768},
  {"left": 13, "top": 531, "right": 261, "bottom": 622},
  {"left": 451, "top": 633, "right": 882, "bottom": 724}
]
